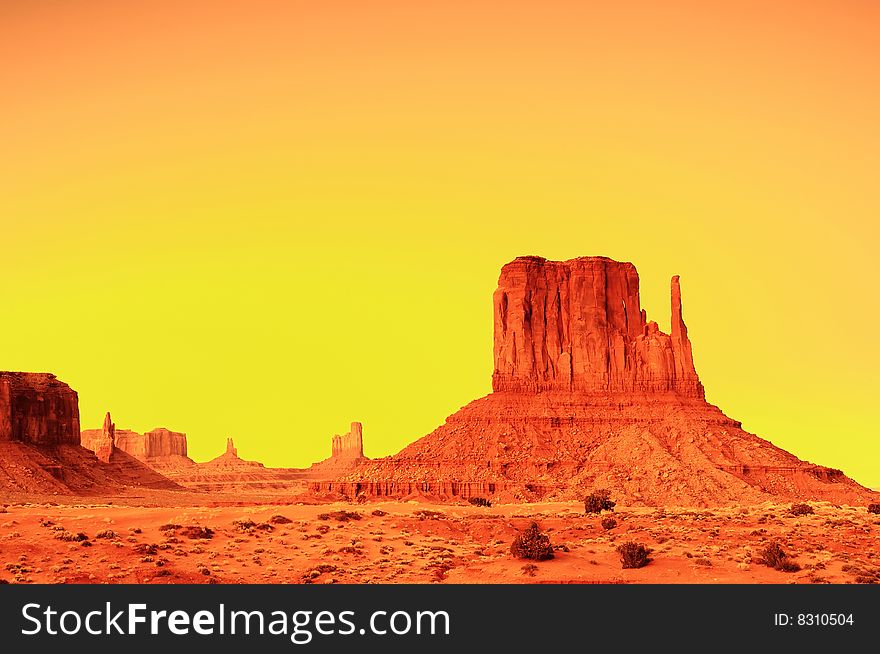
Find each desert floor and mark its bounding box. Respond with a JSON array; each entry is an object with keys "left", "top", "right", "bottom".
[{"left": 1, "top": 499, "right": 878, "bottom": 584}]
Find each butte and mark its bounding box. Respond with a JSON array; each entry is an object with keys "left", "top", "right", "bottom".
[{"left": 321, "top": 256, "right": 875, "bottom": 506}]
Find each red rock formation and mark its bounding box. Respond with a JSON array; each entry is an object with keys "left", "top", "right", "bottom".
[
  {"left": 1, "top": 380, "right": 181, "bottom": 496},
  {"left": 0, "top": 372, "right": 80, "bottom": 446},
  {"left": 329, "top": 256, "right": 875, "bottom": 506},
  {"left": 331, "top": 422, "right": 365, "bottom": 460},
  {"left": 82, "top": 421, "right": 191, "bottom": 466},
  {"left": 492, "top": 257, "right": 703, "bottom": 397},
  {"left": 308, "top": 422, "right": 369, "bottom": 479}
]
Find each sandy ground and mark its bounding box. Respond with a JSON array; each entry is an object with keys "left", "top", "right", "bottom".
[{"left": 1, "top": 500, "right": 878, "bottom": 584}]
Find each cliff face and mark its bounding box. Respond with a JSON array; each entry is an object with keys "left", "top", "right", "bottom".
[
  {"left": 330, "top": 256, "right": 874, "bottom": 506},
  {"left": 332, "top": 422, "right": 364, "bottom": 460},
  {"left": 492, "top": 257, "right": 703, "bottom": 397},
  {"left": 0, "top": 372, "right": 80, "bottom": 446}
]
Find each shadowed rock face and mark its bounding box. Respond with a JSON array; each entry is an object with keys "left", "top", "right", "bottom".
[
  {"left": 327, "top": 256, "right": 875, "bottom": 506},
  {"left": 0, "top": 372, "right": 80, "bottom": 446},
  {"left": 492, "top": 257, "right": 702, "bottom": 397}
]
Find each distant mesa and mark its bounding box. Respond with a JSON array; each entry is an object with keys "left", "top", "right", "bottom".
[
  {"left": 323, "top": 256, "right": 876, "bottom": 506},
  {"left": 81, "top": 413, "right": 194, "bottom": 469},
  {"left": 203, "top": 437, "right": 264, "bottom": 468}
]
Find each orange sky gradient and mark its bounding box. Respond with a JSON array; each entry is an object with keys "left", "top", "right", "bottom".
[{"left": 1, "top": 1, "right": 878, "bottom": 485}]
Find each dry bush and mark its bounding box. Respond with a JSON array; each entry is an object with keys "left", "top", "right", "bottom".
[
  {"left": 318, "top": 511, "right": 362, "bottom": 522},
  {"left": 510, "top": 522, "right": 554, "bottom": 561},
  {"left": 468, "top": 497, "right": 491, "bottom": 507},
  {"left": 867, "top": 503, "right": 880, "bottom": 515},
  {"left": 757, "top": 541, "right": 801, "bottom": 572},
  {"left": 601, "top": 517, "right": 617, "bottom": 530},
  {"left": 617, "top": 541, "right": 652, "bottom": 569},
  {"left": 584, "top": 490, "right": 615, "bottom": 514},
  {"left": 179, "top": 526, "right": 214, "bottom": 540},
  {"left": 269, "top": 515, "right": 292, "bottom": 524},
  {"left": 521, "top": 563, "right": 538, "bottom": 577},
  {"left": 789, "top": 503, "right": 814, "bottom": 516}
]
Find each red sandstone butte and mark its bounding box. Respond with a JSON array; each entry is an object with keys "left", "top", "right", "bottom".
[
  {"left": 309, "top": 422, "right": 368, "bottom": 476},
  {"left": 323, "top": 256, "right": 875, "bottom": 506},
  {"left": 0, "top": 372, "right": 80, "bottom": 446},
  {"left": 492, "top": 257, "right": 702, "bottom": 396}
]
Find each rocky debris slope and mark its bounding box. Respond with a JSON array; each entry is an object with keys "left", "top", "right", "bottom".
[
  {"left": 325, "top": 256, "right": 875, "bottom": 506},
  {"left": 1, "top": 379, "right": 180, "bottom": 496}
]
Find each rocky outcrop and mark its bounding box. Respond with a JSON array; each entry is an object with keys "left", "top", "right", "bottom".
[
  {"left": 91, "top": 412, "right": 115, "bottom": 463},
  {"left": 0, "top": 372, "right": 80, "bottom": 446},
  {"left": 225, "top": 437, "right": 237, "bottom": 457},
  {"left": 492, "top": 257, "right": 703, "bottom": 397},
  {"left": 331, "top": 256, "right": 875, "bottom": 506}
]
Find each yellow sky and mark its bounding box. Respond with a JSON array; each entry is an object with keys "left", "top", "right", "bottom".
[{"left": 1, "top": 1, "right": 878, "bottom": 485}]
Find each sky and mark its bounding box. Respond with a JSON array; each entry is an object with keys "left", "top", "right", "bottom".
[{"left": 1, "top": 0, "right": 878, "bottom": 485}]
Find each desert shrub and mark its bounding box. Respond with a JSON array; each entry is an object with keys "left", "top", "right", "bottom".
[
  {"left": 468, "top": 497, "right": 491, "bottom": 507},
  {"left": 777, "top": 559, "right": 802, "bottom": 573},
  {"left": 355, "top": 493, "right": 367, "bottom": 504},
  {"left": 584, "top": 490, "right": 615, "bottom": 514},
  {"left": 413, "top": 510, "right": 445, "bottom": 521},
  {"left": 790, "top": 503, "right": 814, "bottom": 516},
  {"left": 867, "top": 503, "right": 880, "bottom": 515},
  {"left": 179, "top": 526, "right": 214, "bottom": 540},
  {"left": 95, "top": 529, "right": 117, "bottom": 539},
  {"left": 617, "top": 541, "right": 652, "bottom": 569},
  {"left": 371, "top": 509, "right": 388, "bottom": 517},
  {"left": 510, "top": 522, "right": 554, "bottom": 561},
  {"left": 601, "top": 517, "right": 617, "bottom": 530},
  {"left": 133, "top": 543, "right": 159, "bottom": 555},
  {"left": 318, "top": 511, "right": 362, "bottom": 522},
  {"left": 159, "top": 523, "right": 182, "bottom": 531},
  {"left": 758, "top": 541, "right": 801, "bottom": 572},
  {"left": 269, "top": 515, "right": 292, "bottom": 524},
  {"left": 56, "top": 531, "right": 89, "bottom": 542},
  {"left": 521, "top": 563, "right": 538, "bottom": 577}
]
